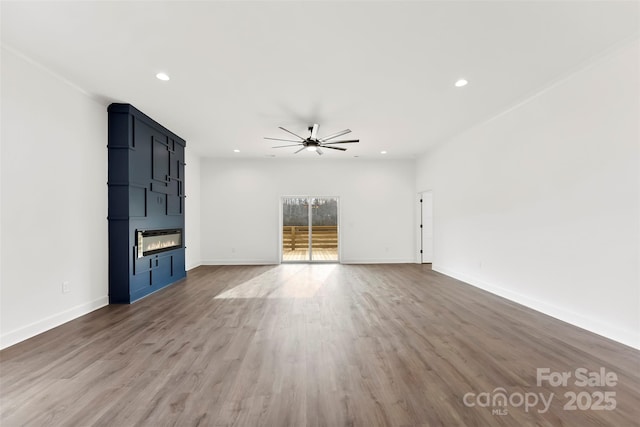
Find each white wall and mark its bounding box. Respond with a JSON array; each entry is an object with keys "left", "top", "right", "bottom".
[
  {"left": 1, "top": 48, "right": 109, "bottom": 349},
  {"left": 185, "top": 149, "right": 202, "bottom": 270},
  {"left": 201, "top": 158, "right": 415, "bottom": 264},
  {"left": 416, "top": 40, "right": 640, "bottom": 349}
]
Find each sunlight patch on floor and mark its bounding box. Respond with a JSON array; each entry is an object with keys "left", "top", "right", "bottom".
[{"left": 214, "top": 264, "right": 338, "bottom": 299}]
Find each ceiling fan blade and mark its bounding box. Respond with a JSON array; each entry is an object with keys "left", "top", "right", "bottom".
[
  {"left": 278, "top": 126, "right": 306, "bottom": 141},
  {"left": 310, "top": 124, "right": 319, "bottom": 140},
  {"left": 272, "top": 144, "right": 303, "bottom": 148},
  {"left": 316, "top": 147, "right": 323, "bottom": 155},
  {"left": 323, "top": 146, "right": 347, "bottom": 151},
  {"left": 294, "top": 147, "right": 306, "bottom": 154},
  {"left": 264, "top": 137, "right": 302, "bottom": 143},
  {"left": 322, "top": 139, "right": 359, "bottom": 145},
  {"left": 319, "top": 129, "right": 351, "bottom": 142}
]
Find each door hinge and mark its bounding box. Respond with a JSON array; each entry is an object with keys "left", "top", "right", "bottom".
[
  {"left": 420, "top": 250, "right": 423, "bottom": 254},
  {"left": 420, "top": 224, "right": 423, "bottom": 228},
  {"left": 420, "top": 199, "right": 423, "bottom": 203}
]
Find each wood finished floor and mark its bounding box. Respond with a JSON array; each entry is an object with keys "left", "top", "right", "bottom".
[
  {"left": 282, "top": 249, "right": 338, "bottom": 261},
  {"left": 1, "top": 264, "right": 639, "bottom": 426}
]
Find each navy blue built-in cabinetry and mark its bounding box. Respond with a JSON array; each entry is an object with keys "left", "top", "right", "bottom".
[{"left": 108, "top": 103, "right": 186, "bottom": 303}]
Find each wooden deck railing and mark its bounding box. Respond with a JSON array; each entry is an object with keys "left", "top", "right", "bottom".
[{"left": 283, "top": 225, "right": 338, "bottom": 250}]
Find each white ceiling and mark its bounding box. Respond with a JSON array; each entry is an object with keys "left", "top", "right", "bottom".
[{"left": 2, "top": 1, "right": 638, "bottom": 159}]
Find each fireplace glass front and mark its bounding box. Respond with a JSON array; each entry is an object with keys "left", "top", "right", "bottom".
[{"left": 137, "top": 228, "right": 182, "bottom": 258}]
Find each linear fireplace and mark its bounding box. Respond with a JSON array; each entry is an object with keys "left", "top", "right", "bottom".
[{"left": 137, "top": 228, "right": 182, "bottom": 258}]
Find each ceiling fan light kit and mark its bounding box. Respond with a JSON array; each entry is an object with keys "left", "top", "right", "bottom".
[{"left": 265, "top": 124, "right": 359, "bottom": 155}]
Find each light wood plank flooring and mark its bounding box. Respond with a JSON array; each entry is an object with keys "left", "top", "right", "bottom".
[
  {"left": 1, "top": 264, "right": 639, "bottom": 426},
  {"left": 282, "top": 249, "right": 338, "bottom": 261}
]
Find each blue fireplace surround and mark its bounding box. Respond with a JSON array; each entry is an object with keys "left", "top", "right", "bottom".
[{"left": 108, "top": 103, "right": 186, "bottom": 303}]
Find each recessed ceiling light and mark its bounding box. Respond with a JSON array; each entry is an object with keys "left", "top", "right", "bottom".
[
  {"left": 233, "top": 149, "right": 240, "bottom": 153},
  {"left": 156, "top": 72, "right": 170, "bottom": 81},
  {"left": 454, "top": 79, "right": 468, "bottom": 87},
  {"left": 380, "top": 150, "right": 387, "bottom": 154}
]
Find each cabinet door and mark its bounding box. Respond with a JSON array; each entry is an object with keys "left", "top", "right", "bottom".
[
  {"left": 169, "top": 139, "right": 182, "bottom": 181},
  {"left": 167, "top": 139, "right": 184, "bottom": 215},
  {"left": 146, "top": 191, "right": 167, "bottom": 217},
  {"left": 151, "top": 255, "right": 174, "bottom": 287},
  {"left": 152, "top": 136, "right": 170, "bottom": 194},
  {"left": 131, "top": 119, "right": 153, "bottom": 186},
  {"left": 131, "top": 272, "right": 151, "bottom": 293},
  {"left": 167, "top": 194, "right": 182, "bottom": 215}
]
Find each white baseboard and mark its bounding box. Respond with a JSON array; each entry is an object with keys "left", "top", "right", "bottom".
[
  {"left": 433, "top": 264, "right": 640, "bottom": 350},
  {"left": 341, "top": 258, "right": 416, "bottom": 264},
  {"left": 201, "top": 258, "right": 415, "bottom": 265},
  {"left": 0, "top": 296, "right": 109, "bottom": 350},
  {"left": 186, "top": 262, "right": 203, "bottom": 271},
  {"left": 202, "top": 259, "right": 279, "bottom": 265}
]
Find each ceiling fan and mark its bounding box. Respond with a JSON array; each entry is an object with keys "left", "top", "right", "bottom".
[{"left": 265, "top": 124, "right": 359, "bottom": 155}]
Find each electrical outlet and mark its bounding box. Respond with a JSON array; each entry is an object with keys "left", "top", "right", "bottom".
[{"left": 62, "top": 281, "right": 70, "bottom": 293}]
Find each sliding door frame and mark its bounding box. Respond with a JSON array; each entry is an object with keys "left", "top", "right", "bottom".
[{"left": 279, "top": 195, "right": 340, "bottom": 264}]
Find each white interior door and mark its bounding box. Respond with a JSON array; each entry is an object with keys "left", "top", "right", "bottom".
[{"left": 420, "top": 191, "right": 433, "bottom": 263}]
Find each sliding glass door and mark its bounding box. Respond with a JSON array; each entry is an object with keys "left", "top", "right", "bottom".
[
  {"left": 282, "top": 197, "right": 310, "bottom": 261},
  {"left": 310, "top": 197, "right": 338, "bottom": 261},
  {"left": 282, "top": 196, "right": 338, "bottom": 262}
]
